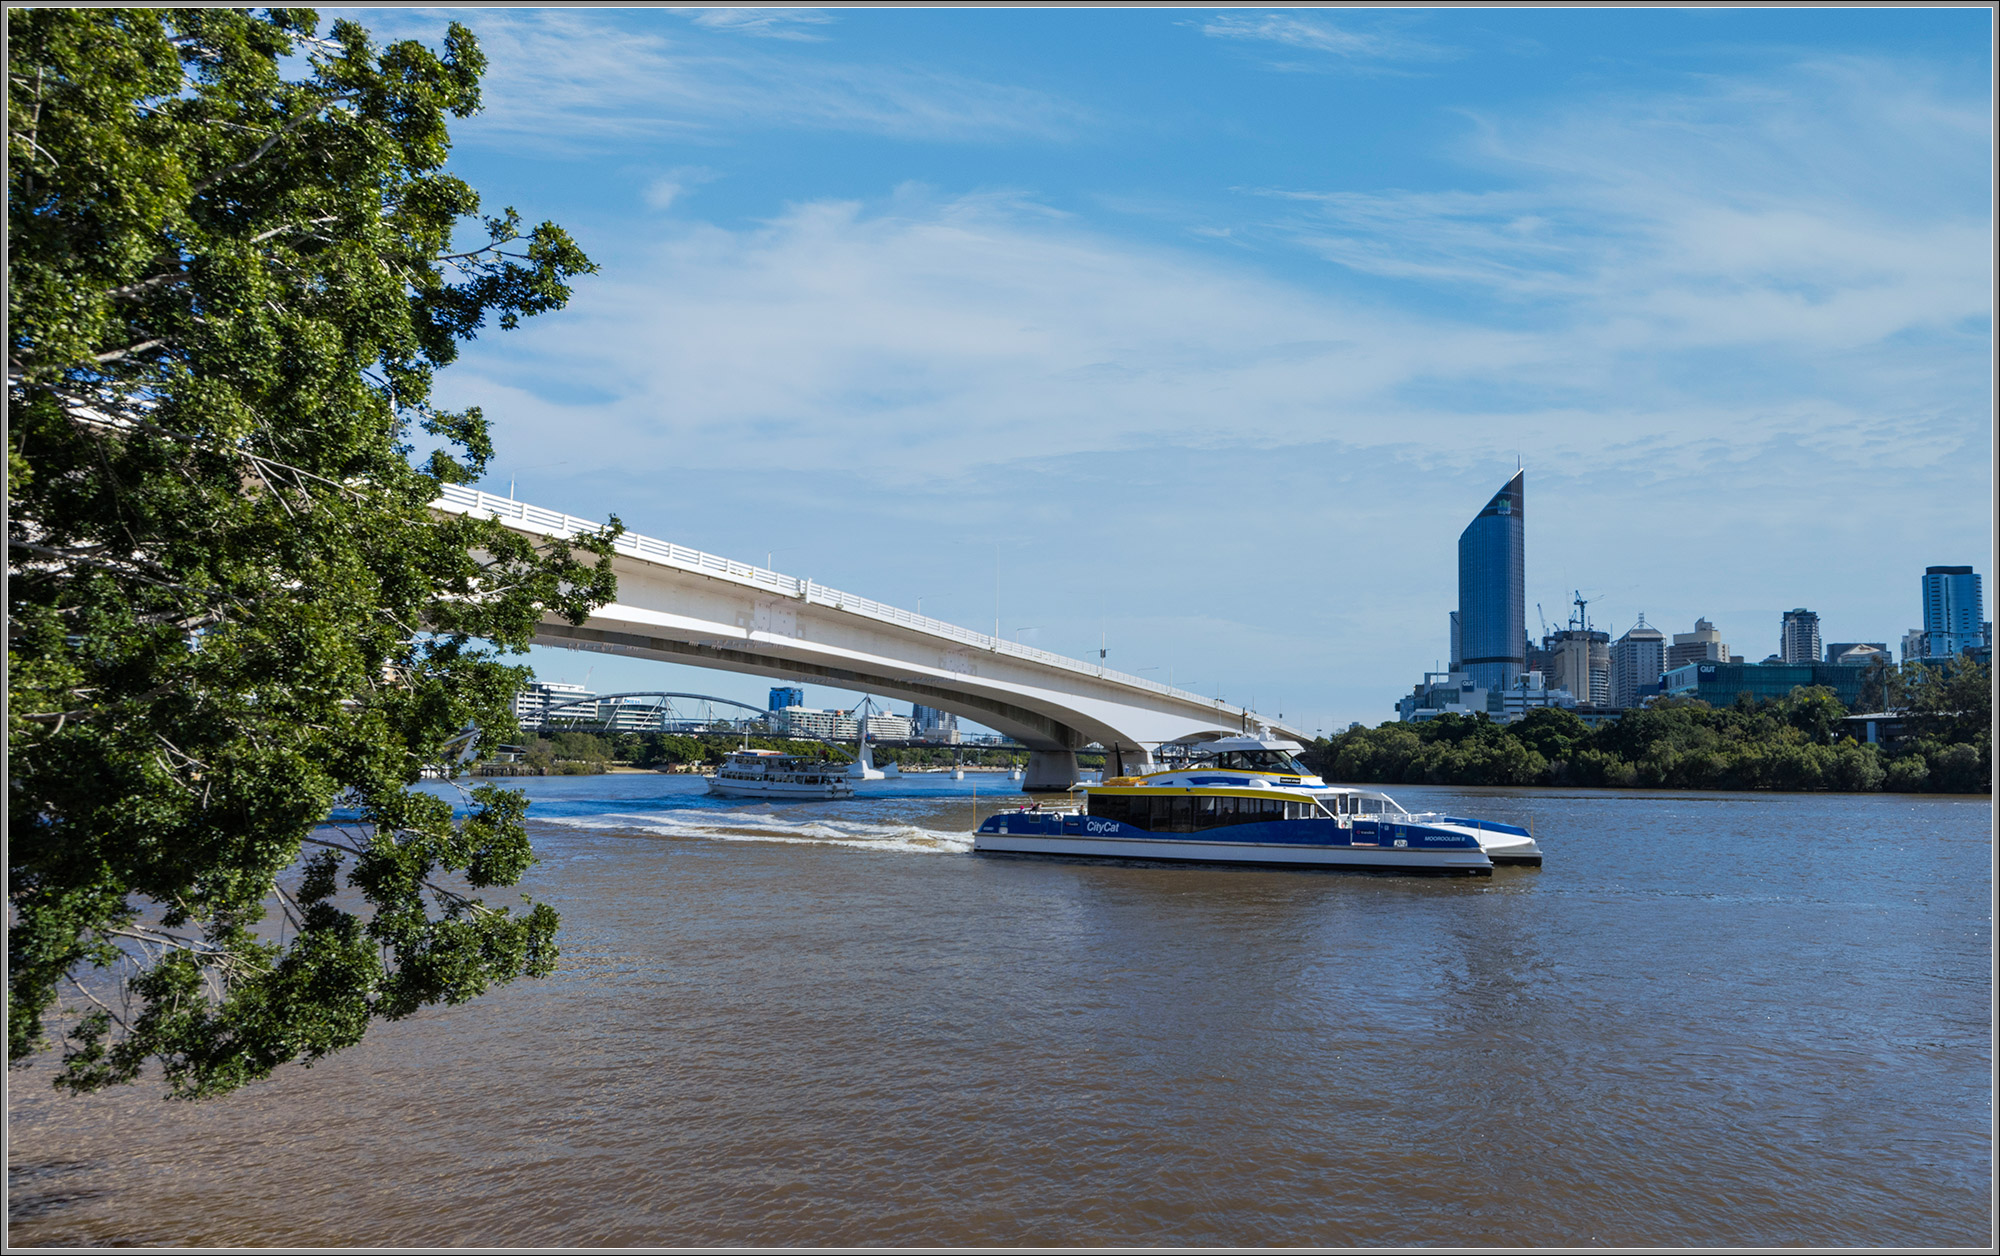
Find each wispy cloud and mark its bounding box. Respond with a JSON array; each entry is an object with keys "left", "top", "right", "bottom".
[
  {"left": 1253, "top": 56, "right": 1990, "bottom": 360},
  {"left": 643, "top": 165, "right": 721, "bottom": 212},
  {"left": 1199, "top": 12, "right": 1450, "bottom": 65},
  {"left": 683, "top": 8, "right": 835, "bottom": 42},
  {"left": 345, "top": 9, "right": 1087, "bottom": 148}
]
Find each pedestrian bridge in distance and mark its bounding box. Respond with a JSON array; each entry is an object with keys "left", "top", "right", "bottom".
[{"left": 434, "top": 485, "right": 1305, "bottom": 790}]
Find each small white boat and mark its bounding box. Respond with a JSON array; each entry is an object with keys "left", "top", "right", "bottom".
[{"left": 706, "top": 749, "right": 855, "bottom": 799}]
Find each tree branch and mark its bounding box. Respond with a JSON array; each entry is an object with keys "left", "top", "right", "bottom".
[
  {"left": 17, "top": 684, "right": 175, "bottom": 729},
  {"left": 93, "top": 340, "right": 164, "bottom": 364},
  {"left": 186, "top": 98, "right": 355, "bottom": 199}
]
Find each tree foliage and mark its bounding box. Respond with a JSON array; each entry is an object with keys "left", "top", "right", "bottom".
[
  {"left": 8, "top": 9, "right": 618, "bottom": 1097},
  {"left": 1305, "top": 664, "right": 1990, "bottom": 796}
]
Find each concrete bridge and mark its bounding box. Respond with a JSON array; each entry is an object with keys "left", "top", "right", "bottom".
[{"left": 435, "top": 486, "right": 1303, "bottom": 790}]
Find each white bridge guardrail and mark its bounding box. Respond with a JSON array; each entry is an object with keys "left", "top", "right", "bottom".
[{"left": 433, "top": 484, "right": 1258, "bottom": 720}]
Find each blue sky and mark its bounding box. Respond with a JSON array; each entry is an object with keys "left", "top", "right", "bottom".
[{"left": 340, "top": 6, "right": 1992, "bottom": 734}]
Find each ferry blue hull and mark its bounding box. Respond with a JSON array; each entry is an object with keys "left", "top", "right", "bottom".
[{"left": 974, "top": 812, "right": 1495, "bottom": 875}]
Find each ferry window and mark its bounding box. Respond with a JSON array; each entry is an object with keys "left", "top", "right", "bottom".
[
  {"left": 1090, "top": 795, "right": 1136, "bottom": 826},
  {"left": 1211, "top": 749, "right": 1310, "bottom": 774}
]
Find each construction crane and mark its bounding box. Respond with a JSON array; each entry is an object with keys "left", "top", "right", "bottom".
[
  {"left": 1536, "top": 602, "right": 1549, "bottom": 642},
  {"left": 1570, "top": 590, "right": 1594, "bottom": 633}
]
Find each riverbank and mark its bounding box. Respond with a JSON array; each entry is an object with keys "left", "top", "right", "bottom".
[{"left": 1311, "top": 676, "right": 1989, "bottom": 795}]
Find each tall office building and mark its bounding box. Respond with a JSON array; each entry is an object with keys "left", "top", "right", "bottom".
[
  {"left": 769, "top": 686, "right": 805, "bottom": 712},
  {"left": 1779, "top": 609, "right": 1821, "bottom": 665},
  {"left": 911, "top": 704, "right": 959, "bottom": 740},
  {"left": 1546, "top": 626, "right": 1610, "bottom": 707},
  {"left": 1609, "top": 616, "right": 1667, "bottom": 709},
  {"left": 1666, "top": 618, "right": 1731, "bottom": 670},
  {"left": 1457, "top": 471, "right": 1525, "bottom": 692},
  {"left": 1922, "top": 566, "right": 1983, "bottom": 658}
]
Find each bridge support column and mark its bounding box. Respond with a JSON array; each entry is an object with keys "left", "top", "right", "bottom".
[
  {"left": 1104, "top": 743, "right": 1153, "bottom": 779},
  {"left": 1022, "top": 749, "right": 1079, "bottom": 793}
]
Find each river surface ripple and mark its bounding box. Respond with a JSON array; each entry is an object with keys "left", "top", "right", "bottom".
[{"left": 8, "top": 777, "right": 1992, "bottom": 1247}]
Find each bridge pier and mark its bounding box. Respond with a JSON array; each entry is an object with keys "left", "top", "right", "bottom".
[
  {"left": 1022, "top": 749, "right": 1079, "bottom": 793},
  {"left": 1102, "top": 743, "right": 1153, "bottom": 780}
]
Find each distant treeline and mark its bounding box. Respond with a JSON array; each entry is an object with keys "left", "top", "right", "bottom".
[{"left": 1301, "top": 659, "right": 1990, "bottom": 794}]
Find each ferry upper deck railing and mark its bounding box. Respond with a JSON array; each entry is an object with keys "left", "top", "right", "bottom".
[{"left": 433, "top": 484, "right": 1246, "bottom": 715}]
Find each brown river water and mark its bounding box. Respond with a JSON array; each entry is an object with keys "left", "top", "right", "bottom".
[{"left": 7, "top": 776, "right": 1991, "bottom": 1247}]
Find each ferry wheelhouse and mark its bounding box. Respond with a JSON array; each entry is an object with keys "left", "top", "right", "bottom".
[
  {"left": 972, "top": 734, "right": 1541, "bottom": 874},
  {"left": 706, "top": 749, "right": 856, "bottom": 800}
]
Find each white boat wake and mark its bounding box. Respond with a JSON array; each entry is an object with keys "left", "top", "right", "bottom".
[{"left": 542, "top": 809, "right": 976, "bottom": 855}]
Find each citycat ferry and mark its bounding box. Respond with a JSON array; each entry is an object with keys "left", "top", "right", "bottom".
[{"left": 972, "top": 734, "right": 1541, "bottom": 874}]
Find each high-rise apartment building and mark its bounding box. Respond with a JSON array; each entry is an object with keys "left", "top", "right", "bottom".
[
  {"left": 1666, "top": 618, "right": 1731, "bottom": 671},
  {"left": 1457, "top": 471, "right": 1525, "bottom": 693},
  {"left": 1922, "top": 566, "right": 1983, "bottom": 657},
  {"left": 1609, "top": 616, "right": 1667, "bottom": 709},
  {"left": 511, "top": 681, "right": 596, "bottom": 732},
  {"left": 1780, "top": 609, "right": 1821, "bottom": 665},
  {"left": 773, "top": 707, "right": 914, "bottom": 742}
]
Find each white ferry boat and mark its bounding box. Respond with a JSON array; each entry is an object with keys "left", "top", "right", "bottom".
[
  {"left": 706, "top": 749, "right": 856, "bottom": 800},
  {"left": 973, "top": 734, "right": 1541, "bottom": 874}
]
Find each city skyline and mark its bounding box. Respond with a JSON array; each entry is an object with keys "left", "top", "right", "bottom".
[{"left": 337, "top": 7, "right": 1992, "bottom": 732}]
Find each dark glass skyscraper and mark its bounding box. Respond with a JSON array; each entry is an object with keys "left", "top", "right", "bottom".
[{"left": 1458, "top": 471, "right": 1525, "bottom": 692}]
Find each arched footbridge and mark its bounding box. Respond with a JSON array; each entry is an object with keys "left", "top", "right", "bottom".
[{"left": 436, "top": 486, "right": 1305, "bottom": 790}]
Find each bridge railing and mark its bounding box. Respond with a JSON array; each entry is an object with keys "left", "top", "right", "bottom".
[{"left": 434, "top": 484, "right": 1251, "bottom": 718}]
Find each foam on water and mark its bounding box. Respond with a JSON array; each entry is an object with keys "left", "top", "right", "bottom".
[{"left": 544, "top": 808, "right": 976, "bottom": 855}]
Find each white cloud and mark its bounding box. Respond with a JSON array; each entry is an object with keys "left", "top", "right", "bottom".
[
  {"left": 643, "top": 166, "right": 721, "bottom": 212},
  {"left": 444, "top": 191, "right": 1540, "bottom": 486},
  {"left": 1254, "top": 57, "right": 1990, "bottom": 361},
  {"left": 684, "top": 8, "right": 835, "bottom": 42},
  {"left": 342, "top": 9, "right": 1088, "bottom": 148},
  {"left": 1199, "top": 12, "right": 1448, "bottom": 64},
  {"left": 445, "top": 168, "right": 1978, "bottom": 507}
]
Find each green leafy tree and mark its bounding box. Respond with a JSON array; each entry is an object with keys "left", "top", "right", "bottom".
[
  {"left": 1509, "top": 705, "right": 1591, "bottom": 767},
  {"left": 8, "top": 9, "right": 619, "bottom": 1097},
  {"left": 1774, "top": 685, "right": 1847, "bottom": 746},
  {"left": 1900, "top": 658, "right": 1991, "bottom": 748}
]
